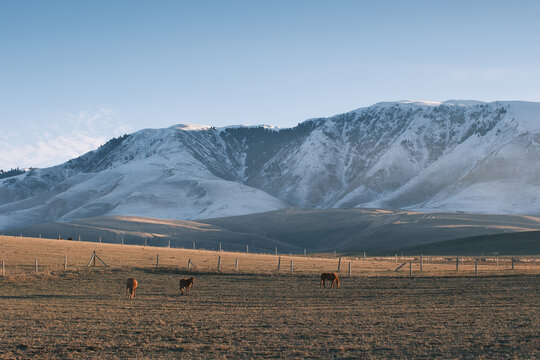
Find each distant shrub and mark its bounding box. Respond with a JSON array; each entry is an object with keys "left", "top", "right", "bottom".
[{"left": 0, "top": 167, "right": 25, "bottom": 179}]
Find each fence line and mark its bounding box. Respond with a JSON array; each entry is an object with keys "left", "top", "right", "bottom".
[
  {"left": 0, "top": 255, "right": 537, "bottom": 277},
  {"left": 1, "top": 234, "right": 538, "bottom": 277}
]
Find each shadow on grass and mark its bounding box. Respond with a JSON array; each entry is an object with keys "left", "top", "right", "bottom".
[{"left": 138, "top": 266, "right": 315, "bottom": 278}]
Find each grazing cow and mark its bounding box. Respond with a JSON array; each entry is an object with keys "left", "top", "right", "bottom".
[
  {"left": 320, "top": 272, "right": 340, "bottom": 289},
  {"left": 126, "top": 278, "right": 138, "bottom": 298},
  {"left": 179, "top": 277, "right": 194, "bottom": 295}
]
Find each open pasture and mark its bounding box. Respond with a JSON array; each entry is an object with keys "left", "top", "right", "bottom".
[
  {"left": 0, "top": 235, "right": 537, "bottom": 277},
  {"left": 0, "top": 235, "right": 539, "bottom": 359}
]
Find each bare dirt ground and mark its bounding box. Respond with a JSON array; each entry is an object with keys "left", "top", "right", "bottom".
[{"left": 0, "top": 236, "right": 539, "bottom": 359}]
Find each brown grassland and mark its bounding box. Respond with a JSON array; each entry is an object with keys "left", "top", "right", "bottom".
[{"left": 0, "top": 235, "right": 539, "bottom": 359}]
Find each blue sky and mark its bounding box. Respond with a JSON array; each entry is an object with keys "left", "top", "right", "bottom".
[{"left": 1, "top": 0, "right": 539, "bottom": 169}]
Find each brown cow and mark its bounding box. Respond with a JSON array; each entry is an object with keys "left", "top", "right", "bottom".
[
  {"left": 126, "top": 278, "right": 138, "bottom": 298},
  {"left": 320, "top": 272, "right": 340, "bottom": 288},
  {"left": 179, "top": 277, "right": 194, "bottom": 295}
]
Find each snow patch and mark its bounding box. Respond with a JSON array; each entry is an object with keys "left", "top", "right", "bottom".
[{"left": 175, "top": 124, "right": 212, "bottom": 131}]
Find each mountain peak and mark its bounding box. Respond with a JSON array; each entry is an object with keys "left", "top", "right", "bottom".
[
  {"left": 1, "top": 100, "right": 540, "bottom": 230},
  {"left": 174, "top": 124, "right": 212, "bottom": 131},
  {"left": 442, "top": 100, "right": 486, "bottom": 106}
]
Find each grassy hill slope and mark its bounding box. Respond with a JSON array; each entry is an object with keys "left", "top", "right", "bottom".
[
  {"left": 4, "top": 208, "right": 540, "bottom": 254},
  {"left": 391, "top": 230, "right": 540, "bottom": 256}
]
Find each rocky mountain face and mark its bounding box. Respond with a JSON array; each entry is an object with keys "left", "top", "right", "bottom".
[{"left": 1, "top": 100, "right": 539, "bottom": 230}]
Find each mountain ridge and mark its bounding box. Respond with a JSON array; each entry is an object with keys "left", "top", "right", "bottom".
[{"left": 1, "top": 100, "right": 539, "bottom": 230}]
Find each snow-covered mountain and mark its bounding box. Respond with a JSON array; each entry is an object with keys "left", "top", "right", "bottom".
[{"left": 1, "top": 100, "right": 540, "bottom": 230}]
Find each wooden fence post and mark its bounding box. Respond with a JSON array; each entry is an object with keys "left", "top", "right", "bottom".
[
  {"left": 144, "top": 238, "right": 147, "bottom": 247},
  {"left": 99, "top": 236, "right": 101, "bottom": 243},
  {"left": 394, "top": 262, "right": 407, "bottom": 272},
  {"left": 304, "top": 249, "right": 306, "bottom": 257},
  {"left": 188, "top": 259, "right": 191, "bottom": 270},
  {"left": 277, "top": 257, "right": 281, "bottom": 273},
  {"left": 2, "top": 261, "right": 4, "bottom": 277},
  {"left": 193, "top": 241, "right": 195, "bottom": 250},
  {"left": 219, "top": 243, "right": 222, "bottom": 252},
  {"left": 246, "top": 245, "right": 249, "bottom": 253},
  {"left": 275, "top": 247, "right": 277, "bottom": 256},
  {"left": 409, "top": 261, "right": 412, "bottom": 277},
  {"left": 235, "top": 258, "right": 238, "bottom": 271},
  {"left": 290, "top": 260, "right": 293, "bottom": 274},
  {"left": 156, "top": 254, "right": 159, "bottom": 268},
  {"left": 512, "top": 257, "right": 514, "bottom": 270},
  {"left": 35, "top": 258, "right": 38, "bottom": 274},
  {"left": 168, "top": 239, "right": 170, "bottom": 248},
  {"left": 496, "top": 256, "right": 499, "bottom": 267},
  {"left": 217, "top": 256, "right": 221, "bottom": 271},
  {"left": 39, "top": 233, "right": 41, "bottom": 238},
  {"left": 348, "top": 262, "right": 351, "bottom": 276},
  {"left": 456, "top": 257, "right": 459, "bottom": 271},
  {"left": 121, "top": 235, "right": 124, "bottom": 245},
  {"left": 475, "top": 259, "right": 478, "bottom": 276},
  {"left": 64, "top": 255, "right": 67, "bottom": 270},
  {"left": 363, "top": 251, "right": 366, "bottom": 261},
  {"left": 395, "top": 254, "right": 397, "bottom": 263},
  {"left": 420, "top": 255, "right": 423, "bottom": 272},
  {"left": 334, "top": 250, "right": 336, "bottom": 258},
  {"left": 338, "top": 257, "right": 342, "bottom": 272},
  {"left": 78, "top": 235, "right": 80, "bottom": 242}
]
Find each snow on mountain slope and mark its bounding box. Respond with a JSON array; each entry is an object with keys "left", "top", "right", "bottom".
[
  {"left": 1, "top": 100, "right": 539, "bottom": 230},
  {"left": 0, "top": 128, "right": 288, "bottom": 230}
]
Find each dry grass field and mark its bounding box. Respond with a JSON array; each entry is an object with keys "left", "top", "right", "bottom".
[{"left": 0, "top": 235, "right": 539, "bottom": 359}]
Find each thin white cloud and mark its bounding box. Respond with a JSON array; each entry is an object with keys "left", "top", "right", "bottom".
[
  {"left": 0, "top": 107, "right": 131, "bottom": 170},
  {"left": 451, "top": 66, "right": 521, "bottom": 82}
]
